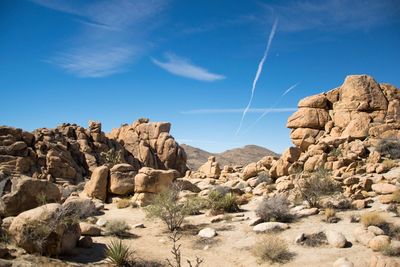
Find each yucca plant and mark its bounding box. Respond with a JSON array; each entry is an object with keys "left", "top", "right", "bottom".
[{"left": 105, "top": 239, "right": 133, "bottom": 266}]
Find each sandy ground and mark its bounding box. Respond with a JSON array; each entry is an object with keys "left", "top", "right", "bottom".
[{"left": 57, "top": 196, "right": 399, "bottom": 267}]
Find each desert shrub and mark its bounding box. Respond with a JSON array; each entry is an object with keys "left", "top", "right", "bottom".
[
  {"left": 377, "top": 138, "right": 400, "bottom": 159},
  {"left": 256, "top": 195, "right": 294, "bottom": 223},
  {"left": 324, "top": 208, "right": 339, "bottom": 223},
  {"left": 253, "top": 234, "right": 294, "bottom": 264},
  {"left": 381, "top": 244, "right": 400, "bottom": 257},
  {"left": 105, "top": 239, "right": 133, "bottom": 266},
  {"left": 145, "top": 187, "right": 199, "bottom": 232},
  {"left": 361, "top": 212, "right": 386, "bottom": 227},
  {"left": 296, "top": 168, "right": 341, "bottom": 207},
  {"left": 382, "top": 223, "right": 400, "bottom": 241},
  {"left": 117, "top": 198, "right": 131, "bottom": 209},
  {"left": 166, "top": 231, "right": 204, "bottom": 267},
  {"left": 207, "top": 190, "right": 240, "bottom": 214},
  {"left": 101, "top": 148, "right": 123, "bottom": 167},
  {"left": 382, "top": 159, "right": 397, "bottom": 170},
  {"left": 106, "top": 220, "right": 131, "bottom": 237},
  {"left": 21, "top": 222, "right": 53, "bottom": 255},
  {"left": 328, "top": 147, "right": 342, "bottom": 158},
  {"left": 302, "top": 232, "right": 328, "bottom": 247}
]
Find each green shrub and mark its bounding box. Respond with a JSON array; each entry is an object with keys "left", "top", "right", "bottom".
[
  {"left": 105, "top": 239, "right": 133, "bottom": 266},
  {"left": 106, "top": 220, "right": 131, "bottom": 237},
  {"left": 328, "top": 147, "right": 342, "bottom": 158},
  {"left": 296, "top": 168, "right": 341, "bottom": 207},
  {"left": 207, "top": 190, "right": 239, "bottom": 214},
  {"left": 361, "top": 212, "right": 386, "bottom": 227},
  {"left": 145, "top": 186, "right": 198, "bottom": 232},
  {"left": 377, "top": 138, "right": 400, "bottom": 159},
  {"left": 381, "top": 244, "right": 400, "bottom": 257},
  {"left": 253, "top": 234, "right": 294, "bottom": 263},
  {"left": 100, "top": 148, "right": 123, "bottom": 167},
  {"left": 256, "top": 195, "right": 294, "bottom": 223}
]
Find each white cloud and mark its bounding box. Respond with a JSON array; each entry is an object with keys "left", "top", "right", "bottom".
[
  {"left": 261, "top": 0, "right": 400, "bottom": 32},
  {"left": 152, "top": 53, "right": 225, "bottom": 82},
  {"left": 30, "top": 0, "right": 169, "bottom": 77},
  {"left": 181, "top": 108, "right": 296, "bottom": 114}
]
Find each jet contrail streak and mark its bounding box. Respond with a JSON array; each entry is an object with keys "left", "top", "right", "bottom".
[
  {"left": 235, "top": 18, "right": 278, "bottom": 135},
  {"left": 242, "top": 83, "right": 299, "bottom": 134}
]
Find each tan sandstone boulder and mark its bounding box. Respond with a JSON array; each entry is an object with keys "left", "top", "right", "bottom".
[
  {"left": 109, "top": 163, "right": 137, "bottom": 195},
  {"left": 84, "top": 166, "right": 109, "bottom": 201},
  {"left": 134, "top": 167, "right": 179, "bottom": 193},
  {"left": 198, "top": 156, "right": 221, "bottom": 179}
]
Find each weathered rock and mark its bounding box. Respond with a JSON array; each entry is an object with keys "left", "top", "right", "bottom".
[
  {"left": 84, "top": 166, "right": 109, "bottom": 201},
  {"left": 78, "top": 236, "right": 93, "bottom": 248},
  {"left": 333, "top": 257, "right": 354, "bottom": 267},
  {"left": 0, "top": 177, "right": 61, "bottom": 217},
  {"left": 198, "top": 156, "right": 221, "bottom": 179},
  {"left": 62, "top": 196, "right": 97, "bottom": 219},
  {"left": 253, "top": 222, "right": 289, "bottom": 232},
  {"left": 134, "top": 167, "right": 178, "bottom": 194},
  {"left": 79, "top": 222, "right": 101, "bottom": 236},
  {"left": 325, "top": 230, "right": 347, "bottom": 248},
  {"left": 368, "top": 235, "right": 390, "bottom": 251},
  {"left": 242, "top": 162, "right": 259, "bottom": 180},
  {"left": 9, "top": 203, "right": 80, "bottom": 256},
  {"left": 372, "top": 183, "right": 398, "bottom": 195},
  {"left": 109, "top": 163, "right": 136, "bottom": 195},
  {"left": 198, "top": 228, "right": 217, "bottom": 238}
]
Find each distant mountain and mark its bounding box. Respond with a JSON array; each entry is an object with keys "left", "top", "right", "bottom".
[{"left": 181, "top": 144, "right": 280, "bottom": 170}]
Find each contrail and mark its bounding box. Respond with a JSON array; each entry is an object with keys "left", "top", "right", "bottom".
[
  {"left": 243, "top": 83, "right": 299, "bottom": 134},
  {"left": 235, "top": 18, "right": 278, "bottom": 135}
]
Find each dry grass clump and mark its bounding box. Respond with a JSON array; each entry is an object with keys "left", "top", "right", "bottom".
[
  {"left": 391, "top": 190, "right": 400, "bottom": 203},
  {"left": 382, "top": 159, "right": 397, "bottom": 170},
  {"left": 361, "top": 212, "right": 386, "bottom": 227},
  {"left": 253, "top": 234, "right": 294, "bottom": 264},
  {"left": 324, "top": 208, "right": 339, "bottom": 223},
  {"left": 106, "top": 220, "right": 131, "bottom": 237},
  {"left": 377, "top": 138, "right": 400, "bottom": 159},
  {"left": 381, "top": 244, "right": 400, "bottom": 257},
  {"left": 105, "top": 239, "right": 133, "bottom": 266},
  {"left": 296, "top": 168, "right": 341, "bottom": 207},
  {"left": 117, "top": 198, "right": 131, "bottom": 209},
  {"left": 256, "top": 195, "right": 294, "bottom": 223},
  {"left": 302, "top": 232, "right": 328, "bottom": 247}
]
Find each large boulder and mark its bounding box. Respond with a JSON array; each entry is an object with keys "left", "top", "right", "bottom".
[
  {"left": 198, "top": 156, "right": 221, "bottom": 179},
  {"left": 134, "top": 167, "right": 179, "bottom": 193},
  {"left": 84, "top": 166, "right": 109, "bottom": 201},
  {"left": 109, "top": 163, "right": 136, "bottom": 195},
  {"left": 107, "top": 119, "right": 188, "bottom": 176},
  {"left": 0, "top": 177, "right": 61, "bottom": 217},
  {"left": 9, "top": 203, "right": 81, "bottom": 256}
]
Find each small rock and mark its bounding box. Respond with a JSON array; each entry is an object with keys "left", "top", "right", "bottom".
[
  {"left": 133, "top": 223, "right": 145, "bottom": 229},
  {"left": 210, "top": 215, "right": 225, "bottom": 223},
  {"left": 296, "top": 208, "right": 318, "bottom": 218},
  {"left": 333, "top": 257, "right": 354, "bottom": 267},
  {"left": 78, "top": 236, "right": 93, "bottom": 248},
  {"left": 80, "top": 222, "right": 101, "bottom": 236},
  {"left": 295, "top": 233, "right": 305, "bottom": 244},
  {"left": 367, "top": 226, "right": 384, "bottom": 236},
  {"left": 248, "top": 217, "right": 263, "bottom": 226},
  {"left": 353, "top": 227, "right": 375, "bottom": 246},
  {"left": 198, "top": 228, "right": 217, "bottom": 238},
  {"left": 325, "top": 230, "right": 347, "bottom": 248},
  {"left": 368, "top": 235, "right": 391, "bottom": 251},
  {"left": 253, "top": 222, "right": 289, "bottom": 233},
  {"left": 1, "top": 217, "right": 14, "bottom": 230},
  {"left": 351, "top": 199, "right": 367, "bottom": 210},
  {"left": 96, "top": 218, "right": 108, "bottom": 227}
]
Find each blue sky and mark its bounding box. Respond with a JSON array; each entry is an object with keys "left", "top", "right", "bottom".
[{"left": 1, "top": 0, "right": 400, "bottom": 153}]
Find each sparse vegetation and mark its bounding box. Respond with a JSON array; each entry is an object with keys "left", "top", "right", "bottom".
[
  {"left": 106, "top": 220, "right": 131, "bottom": 237},
  {"left": 328, "top": 147, "right": 342, "bottom": 158},
  {"left": 391, "top": 190, "right": 400, "bottom": 203},
  {"left": 36, "top": 192, "right": 48, "bottom": 206},
  {"left": 166, "top": 231, "right": 204, "bottom": 267},
  {"left": 207, "top": 190, "right": 240, "bottom": 215},
  {"left": 105, "top": 239, "right": 133, "bottom": 266},
  {"left": 101, "top": 148, "right": 123, "bottom": 167},
  {"left": 302, "top": 232, "right": 328, "bottom": 247},
  {"left": 117, "top": 198, "right": 131, "bottom": 209},
  {"left": 382, "top": 159, "right": 397, "bottom": 170},
  {"left": 296, "top": 168, "right": 341, "bottom": 207},
  {"left": 253, "top": 234, "right": 294, "bottom": 264},
  {"left": 145, "top": 186, "right": 200, "bottom": 232},
  {"left": 376, "top": 138, "right": 400, "bottom": 159},
  {"left": 324, "top": 208, "right": 339, "bottom": 223},
  {"left": 256, "top": 195, "right": 294, "bottom": 223},
  {"left": 381, "top": 244, "right": 400, "bottom": 257},
  {"left": 361, "top": 212, "right": 386, "bottom": 227}
]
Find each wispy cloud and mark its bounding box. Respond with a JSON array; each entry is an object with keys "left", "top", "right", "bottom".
[
  {"left": 181, "top": 108, "right": 296, "bottom": 114},
  {"left": 261, "top": 0, "right": 400, "bottom": 32},
  {"left": 31, "top": 0, "right": 169, "bottom": 77},
  {"left": 152, "top": 53, "right": 225, "bottom": 82},
  {"left": 236, "top": 19, "right": 278, "bottom": 135}
]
